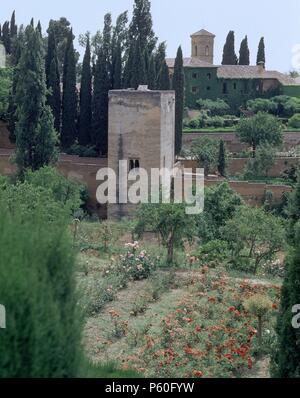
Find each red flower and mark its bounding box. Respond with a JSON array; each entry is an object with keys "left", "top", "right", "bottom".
[
  {"left": 193, "top": 370, "right": 203, "bottom": 378},
  {"left": 272, "top": 303, "right": 278, "bottom": 310},
  {"left": 195, "top": 326, "right": 202, "bottom": 333},
  {"left": 227, "top": 306, "right": 235, "bottom": 313}
]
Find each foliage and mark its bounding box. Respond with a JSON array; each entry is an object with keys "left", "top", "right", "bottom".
[
  {"left": 242, "top": 144, "right": 276, "bottom": 179},
  {"left": 236, "top": 112, "right": 283, "bottom": 157},
  {"left": 217, "top": 140, "right": 227, "bottom": 177},
  {"left": 272, "top": 95, "right": 300, "bottom": 118},
  {"left": 288, "top": 113, "right": 300, "bottom": 129},
  {"left": 66, "top": 143, "right": 98, "bottom": 158},
  {"left": 0, "top": 68, "right": 12, "bottom": 120},
  {"left": 0, "top": 206, "right": 82, "bottom": 377},
  {"left": 256, "top": 37, "right": 265, "bottom": 65},
  {"left": 135, "top": 202, "right": 196, "bottom": 264},
  {"left": 222, "top": 31, "right": 238, "bottom": 65},
  {"left": 239, "top": 36, "right": 250, "bottom": 66},
  {"left": 173, "top": 46, "right": 184, "bottom": 155},
  {"left": 272, "top": 223, "right": 300, "bottom": 377},
  {"left": 196, "top": 98, "right": 230, "bottom": 116},
  {"left": 188, "top": 136, "right": 220, "bottom": 176},
  {"left": 194, "top": 240, "right": 230, "bottom": 266},
  {"left": 196, "top": 182, "right": 242, "bottom": 243},
  {"left": 247, "top": 98, "right": 277, "bottom": 114},
  {"left": 14, "top": 24, "right": 57, "bottom": 174},
  {"left": 222, "top": 206, "right": 285, "bottom": 274}
]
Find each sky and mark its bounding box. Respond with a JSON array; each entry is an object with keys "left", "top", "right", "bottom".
[{"left": 1, "top": 0, "right": 300, "bottom": 72}]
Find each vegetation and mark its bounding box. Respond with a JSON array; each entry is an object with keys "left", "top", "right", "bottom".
[
  {"left": 222, "top": 31, "right": 238, "bottom": 65},
  {"left": 188, "top": 136, "right": 220, "bottom": 176},
  {"left": 256, "top": 37, "right": 266, "bottom": 66},
  {"left": 239, "top": 36, "right": 250, "bottom": 66},
  {"left": 173, "top": 46, "right": 184, "bottom": 155}
]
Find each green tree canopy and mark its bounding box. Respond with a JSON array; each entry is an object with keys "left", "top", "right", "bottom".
[{"left": 222, "top": 31, "right": 238, "bottom": 65}]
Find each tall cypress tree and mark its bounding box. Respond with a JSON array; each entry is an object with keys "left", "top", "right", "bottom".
[
  {"left": 272, "top": 224, "right": 300, "bottom": 377},
  {"left": 147, "top": 55, "right": 156, "bottom": 90},
  {"left": 257, "top": 37, "right": 266, "bottom": 66},
  {"left": 78, "top": 37, "right": 92, "bottom": 146},
  {"left": 46, "top": 28, "right": 61, "bottom": 132},
  {"left": 61, "top": 29, "right": 77, "bottom": 149},
  {"left": 129, "top": 0, "right": 157, "bottom": 54},
  {"left": 173, "top": 46, "right": 184, "bottom": 155},
  {"left": 222, "top": 31, "right": 238, "bottom": 65},
  {"left": 112, "top": 42, "right": 122, "bottom": 89},
  {"left": 92, "top": 50, "right": 110, "bottom": 155},
  {"left": 10, "top": 11, "right": 18, "bottom": 38},
  {"left": 130, "top": 39, "right": 147, "bottom": 89},
  {"left": 2, "top": 21, "right": 11, "bottom": 54},
  {"left": 158, "top": 60, "right": 170, "bottom": 90},
  {"left": 218, "top": 140, "right": 226, "bottom": 177},
  {"left": 239, "top": 35, "right": 250, "bottom": 65},
  {"left": 14, "top": 25, "right": 57, "bottom": 175}
]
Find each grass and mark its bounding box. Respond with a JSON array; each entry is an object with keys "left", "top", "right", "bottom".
[{"left": 183, "top": 128, "right": 300, "bottom": 134}]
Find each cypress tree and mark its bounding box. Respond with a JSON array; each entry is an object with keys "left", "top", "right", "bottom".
[
  {"left": 78, "top": 37, "right": 92, "bottom": 146},
  {"left": 2, "top": 21, "right": 11, "bottom": 54},
  {"left": 14, "top": 25, "right": 57, "bottom": 175},
  {"left": 61, "top": 29, "right": 77, "bottom": 149},
  {"left": 129, "top": 0, "right": 157, "bottom": 54},
  {"left": 130, "top": 39, "right": 147, "bottom": 89},
  {"left": 218, "top": 140, "right": 226, "bottom": 177},
  {"left": 112, "top": 42, "right": 122, "bottom": 89},
  {"left": 173, "top": 46, "right": 184, "bottom": 155},
  {"left": 147, "top": 55, "right": 156, "bottom": 90},
  {"left": 154, "top": 42, "right": 167, "bottom": 82},
  {"left": 123, "top": 43, "right": 135, "bottom": 88},
  {"left": 257, "top": 37, "right": 266, "bottom": 66},
  {"left": 239, "top": 35, "right": 250, "bottom": 65},
  {"left": 10, "top": 11, "right": 18, "bottom": 38},
  {"left": 272, "top": 224, "right": 300, "bottom": 377},
  {"left": 46, "top": 28, "right": 61, "bottom": 132},
  {"left": 92, "top": 50, "right": 110, "bottom": 155},
  {"left": 158, "top": 60, "right": 170, "bottom": 90},
  {"left": 222, "top": 31, "right": 238, "bottom": 65}
]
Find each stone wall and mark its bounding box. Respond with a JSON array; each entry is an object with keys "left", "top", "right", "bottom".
[
  {"left": 182, "top": 131, "right": 300, "bottom": 154},
  {"left": 0, "top": 121, "right": 14, "bottom": 149}
]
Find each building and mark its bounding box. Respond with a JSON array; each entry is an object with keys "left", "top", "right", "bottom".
[
  {"left": 0, "top": 43, "right": 6, "bottom": 68},
  {"left": 167, "top": 29, "right": 300, "bottom": 110},
  {"left": 107, "top": 86, "right": 175, "bottom": 220}
]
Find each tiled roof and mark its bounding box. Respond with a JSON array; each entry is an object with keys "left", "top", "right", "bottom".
[
  {"left": 166, "top": 57, "right": 217, "bottom": 68},
  {"left": 217, "top": 65, "right": 297, "bottom": 85},
  {"left": 191, "top": 29, "right": 215, "bottom": 37}
]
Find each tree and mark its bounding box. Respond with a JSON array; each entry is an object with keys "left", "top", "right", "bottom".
[
  {"left": 196, "top": 182, "right": 242, "bottom": 243},
  {"left": 78, "top": 37, "right": 92, "bottom": 146},
  {"left": 222, "top": 206, "right": 285, "bottom": 274},
  {"left": 217, "top": 140, "right": 227, "bottom": 177},
  {"left": 239, "top": 35, "right": 250, "bottom": 65},
  {"left": 257, "top": 37, "right": 266, "bottom": 66},
  {"left": 46, "top": 28, "right": 61, "bottom": 133},
  {"left": 147, "top": 55, "right": 156, "bottom": 89},
  {"left": 10, "top": 11, "right": 18, "bottom": 39},
  {"left": 130, "top": 39, "right": 147, "bottom": 88},
  {"left": 135, "top": 202, "right": 196, "bottom": 264},
  {"left": 222, "top": 31, "right": 237, "bottom": 65},
  {"left": 61, "top": 29, "right": 77, "bottom": 149},
  {"left": 92, "top": 49, "right": 110, "bottom": 154},
  {"left": 128, "top": 0, "right": 157, "bottom": 54},
  {"left": 158, "top": 60, "right": 170, "bottom": 90},
  {"left": 2, "top": 21, "right": 11, "bottom": 54},
  {"left": 111, "top": 41, "right": 122, "bottom": 89},
  {"left": 243, "top": 144, "right": 276, "bottom": 179},
  {"left": 14, "top": 25, "right": 57, "bottom": 175},
  {"left": 286, "top": 169, "right": 300, "bottom": 242},
  {"left": 154, "top": 42, "right": 167, "bottom": 87},
  {"left": 173, "top": 46, "right": 184, "bottom": 155},
  {"left": 189, "top": 136, "right": 219, "bottom": 177},
  {"left": 0, "top": 68, "right": 12, "bottom": 121},
  {"left": 236, "top": 112, "right": 283, "bottom": 157},
  {"left": 47, "top": 18, "right": 74, "bottom": 75},
  {"left": 272, "top": 223, "right": 300, "bottom": 378}
]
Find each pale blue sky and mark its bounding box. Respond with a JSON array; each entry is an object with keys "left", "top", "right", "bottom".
[{"left": 1, "top": 0, "right": 300, "bottom": 72}]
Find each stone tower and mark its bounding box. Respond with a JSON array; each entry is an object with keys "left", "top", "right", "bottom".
[
  {"left": 191, "top": 29, "right": 215, "bottom": 64},
  {"left": 107, "top": 87, "right": 175, "bottom": 220}
]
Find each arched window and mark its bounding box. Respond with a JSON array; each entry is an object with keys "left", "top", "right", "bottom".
[
  {"left": 205, "top": 46, "right": 209, "bottom": 56},
  {"left": 195, "top": 45, "right": 198, "bottom": 56}
]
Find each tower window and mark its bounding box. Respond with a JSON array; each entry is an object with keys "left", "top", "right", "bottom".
[
  {"left": 207, "top": 73, "right": 211, "bottom": 80},
  {"left": 129, "top": 159, "right": 140, "bottom": 172},
  {"left": 195, "top": 45, "right": 198, "bottom": 56},
  {"left": 205, "top": 46, "right": 209, "bottom": 56},
  {"left": 191, "top": 86, "right": 199, "bottom": 94},
  {"left": 222, "top": 82, "right": 228, "bottom": 94},
  {"left": 192, "top": 72, "right": 198, "bottom": 79},
  {"left": 207, "top": 86, "right": 211, "bottom": 91},
  {"left": 233, "top": 83, "right": 237, "bottom": 90}
]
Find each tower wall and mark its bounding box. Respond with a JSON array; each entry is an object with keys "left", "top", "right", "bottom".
[{"left": 191, "top": 35, "right": 214, "bottom": 64}]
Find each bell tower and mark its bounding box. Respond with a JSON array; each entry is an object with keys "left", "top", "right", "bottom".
[{"left": 191, "top": 29, "right": 215, "bottom": 64}]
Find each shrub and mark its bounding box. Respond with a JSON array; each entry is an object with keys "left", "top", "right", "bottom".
[
  {"left": 247, "top": 98, "right": 277, "bottom": 114},
  {"left": 288, "top": 113, "right": 300, "bottom": 129},
  {"left": 205, "top": 116, "right": 225, "bottom": 128},
  {"left": 66, "top": 144, "right": 98, "bottom": 158},
  {"left": 0, "top": 207, "right": 82, "bottom": 377},
  {"left": 188, "top": 118, "right": 200, "bottom": 129},
  {"left": 196, "top": 98, "right": 230, "bottom": 116},
  {"left": 195, "top": 240, "right": 230, "bottom": 266}
]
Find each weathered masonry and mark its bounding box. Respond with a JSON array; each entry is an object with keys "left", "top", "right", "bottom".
[
  {"left": 107, "top": 87, "right": 175, "bottom": 220},
  {"left": 167, "top": 29, "right": 300, "bottom": 110}
]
